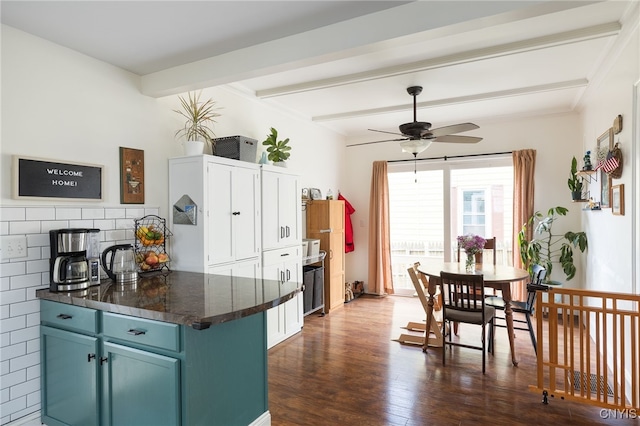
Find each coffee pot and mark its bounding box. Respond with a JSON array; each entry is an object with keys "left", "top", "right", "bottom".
[{"left": 101, "top": 244, "right": 138, "bottom": 283}]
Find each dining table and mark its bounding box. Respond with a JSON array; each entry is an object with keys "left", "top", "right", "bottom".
[{"left": 416, "top": 262, "right": 529, "bottom": 366}]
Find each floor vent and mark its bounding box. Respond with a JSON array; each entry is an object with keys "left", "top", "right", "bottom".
[{"left": 572, "top": 371, "right": 614, "bottom": 397}]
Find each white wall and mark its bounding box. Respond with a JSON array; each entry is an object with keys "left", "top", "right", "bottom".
[
  {"left": 342, "top": 112, "right": 584, "bottom": 288},
  {"left": 0, "top": 25, "right": 345, "bottom": 424}
]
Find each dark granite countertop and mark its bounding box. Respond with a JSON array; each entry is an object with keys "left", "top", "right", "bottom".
[{"left": 36, "top": 270, "right": 301, "bottom": 329}]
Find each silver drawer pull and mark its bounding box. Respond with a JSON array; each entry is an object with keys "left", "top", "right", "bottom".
[
  {"left": 127, "top": 329, "right": 146, "bottom": 336},
  {"left": 57, "top": 314, "right": 72, "bottom": 320}
]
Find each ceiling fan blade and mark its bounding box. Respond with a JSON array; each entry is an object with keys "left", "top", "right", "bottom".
[
  {"left": 346, "top": 138, "right": 408, "bottom": 147},
  {"left": 368, "top": 128, "right": 404, "bottom": 136},
  {"left": 430, "top": 122, "right": 479, "bottom": 137},
  {"left": 433, "top": 135, "right": 483, "bottom": 144}
]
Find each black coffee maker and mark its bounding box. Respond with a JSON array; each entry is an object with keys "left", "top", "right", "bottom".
[{"left": 49, "top": 228, "right": 99, "bottom": 292}]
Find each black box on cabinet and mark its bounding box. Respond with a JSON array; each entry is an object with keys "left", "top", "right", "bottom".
[{"left": 212, "top": 135, "right": 258, "bottom": 163}]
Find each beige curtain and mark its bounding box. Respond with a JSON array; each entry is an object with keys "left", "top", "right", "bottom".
[
  {"left": 368, "top": 161, "right": 393, "bottom": 295},
  {"left": 512, "top": 149, "right": 536, "bottom": 300}
]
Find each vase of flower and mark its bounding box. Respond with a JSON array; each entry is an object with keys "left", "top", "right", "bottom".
[
  {"left": 465, "top": 252, "right": 475, "bottom": 272},
  {"left": 457, "top": 234, "right": 487, "bottom": 273}
]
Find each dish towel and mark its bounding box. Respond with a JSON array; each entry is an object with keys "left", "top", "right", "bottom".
[{"left": 338, "top": 193, "right": 356, "bottom": 253}]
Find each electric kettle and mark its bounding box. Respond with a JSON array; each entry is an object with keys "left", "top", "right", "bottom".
[{"left": 101, "top": 244, "right": 138, "bottom": 283}]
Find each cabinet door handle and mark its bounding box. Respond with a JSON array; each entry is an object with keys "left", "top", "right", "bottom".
[
  {"left": 232, "top": 211, "right": 241, "bottom": 216},
  {"left": 87, "top": 353, "right": 96, "bottom": 363},
  {"left": 280, "top": 271, "right": 285, "bottom": 283},
  {"left": 56, "top": 314, "right": 72, "bottom": 320},
  {"left": 100, "top": 357, "right": 108, "bottom": 365},
  {"left": 286, "top": 269, "right": 291, "bottom": 281},
  {"left": 127, "top": 329, "right": 146, "bottom": 336},
  {"left": 285, "top": 226, "right": 290, "bottom": 237},
  {"left": 320, "top": 228, "right": 332, "bottom": 233},
  {"left": 280, "top": 226, "right": 285, "bottom": 238},
  {"left": 329, "top": 249, "right": 333, "bottom": 260},
  {"left": 280, "top": 253, "right": 290, "bottom": 257}
]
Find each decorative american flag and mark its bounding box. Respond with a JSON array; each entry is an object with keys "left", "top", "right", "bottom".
[{"left": 594, "top": 153, "right": 619, "bottom": 173}]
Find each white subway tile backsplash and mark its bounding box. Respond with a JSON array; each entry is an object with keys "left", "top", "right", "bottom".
[
  {"left": 1, "top": 387, "right": 10, "bottom": 404},
  {"left": 68, "top": 219, "right": 95, "bottom": 228},
  {"left": 1, "top": 333, "right": 9, "bottom": 348},
  {"left": 1, "top": 278, "right": 9, "bottom": 292},
  {"left": 26, "top": 365, "right": 39, "bottom": 381},
  {"left": 0, "top": 344, "right": 26, "bottom": 365},
  {"left": 10, "top": 326, "right": 39, "bottom": 345},
  {"left": 115, "top": 218, "right": 135, "bottom": 229},
  {"left": 25, "top": 313, "right": 39, "bottom": 328},
  {"left": 104, "top": 229, "right": 128, "bottom": 242},
  {"left": 105, "top": 208, "right": 126, "bottom": 219},
  {"left": 26, "top": 234, "right": 48, "bottom": 248},
  {"left": 9, "top": 222, "right": 39, "bottom": 235},
  {"left": 10, "top": 378, "right": 39, "bottom": 402},
  {"left": 126, "top": 208, "right": 146, "bottom": 218},
  {"left": 24, "top": 247, "right": 41, "bottom": 263},
  {"left": 0, "top": 208, "right": 26, "bottom": 222},
  {"left": 0, "top": 263, "right": 26, "bottom": 279},
  {"left": 10, "top": 275, "right": 41, "bottom": 290},
  {"left": 25, "top": 260, "right": 48, "bottom": 275},
  {"left": 39, "top": 220, "right": 69, "bottom": 232},
  {"left": 82, "top": 208, "right": 105, "bottom": 219},
  {"left": 94, "top": 219, "right": 115, "bottom": 230},
  {"left": 9, "top": 300, "right": 39, "bottom": 317},
  {"left": 0, "top": 306, "right": 9, "bottom": 320},
  {"left": 0, "top": 289, "right": 26, "bottom": 305},
  {"left": 9, "top": 353, "right": 39, "bottom": 375},
  {"left": 25, "top": 337, "right": 39, "bottom": 354},
  {"left": 25, "top": 208, "right": 55, "bottom": 221},
  {"left": 0, "top": 222, "right": 8, "bottom": 236},
  {"left": 54, "top": 207, "right": 82, "bottom": 220},
  {"left": 26, "top": 390, "right": 41, "bottom": 408},
  {"left": 1, "top": 360, "right": 8, "bottom": 376},
  {"left": 1, "top": 317, "right": 26, "bottom": 334}
]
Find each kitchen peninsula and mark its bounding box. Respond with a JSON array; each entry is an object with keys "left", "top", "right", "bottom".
[{"left": 37, "top": 271, "right": 300, "bottom": 426}]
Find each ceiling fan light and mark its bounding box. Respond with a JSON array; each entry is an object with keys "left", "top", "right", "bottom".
[{"left": 400, "top": 139, "right": 431, "bottom": 154}]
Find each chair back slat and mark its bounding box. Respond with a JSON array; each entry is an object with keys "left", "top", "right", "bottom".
[{"left": 441, "top": 272, "right": 485, "bottom": 312}]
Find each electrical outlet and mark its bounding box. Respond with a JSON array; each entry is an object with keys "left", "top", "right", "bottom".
[{"left": 1, "top": 235, "right": 28, "bottom": 260}]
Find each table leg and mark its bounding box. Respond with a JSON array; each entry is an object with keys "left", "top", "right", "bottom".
[
  {"left": 501, "top": 282, "right": 519, "bottom": 366},
  {"left": 423, "top": 278, "right": 437, "bottom": 353}
]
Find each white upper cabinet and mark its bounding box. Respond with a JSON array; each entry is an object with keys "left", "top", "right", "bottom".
[
  {"left": 169, "top": 155, "right": 261, "bottom": 272},
  {"left": 261, "top": 167, "right": 301, "bottom": 251}
]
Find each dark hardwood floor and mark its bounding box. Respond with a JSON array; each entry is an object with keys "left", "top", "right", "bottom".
[{"left": 268, "top": 295, "right": 636, "bottom": 425}]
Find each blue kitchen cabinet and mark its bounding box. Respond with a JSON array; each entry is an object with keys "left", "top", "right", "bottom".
[{"left": 41, "top": 326, "right": 100, "bottom": 426}]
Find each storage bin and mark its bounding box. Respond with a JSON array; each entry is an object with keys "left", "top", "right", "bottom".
[
  {"left": 302, "top": 241, "right": 309, "bottom": 258},
  {"left": 312, "top": 266, "right": 324, "bottom": 309},
  {"left": 303, "top": 266, "right": 315, "bottom": 313},
  {"left": 303, "top": 238, "right": 320, "bottom": 257}
]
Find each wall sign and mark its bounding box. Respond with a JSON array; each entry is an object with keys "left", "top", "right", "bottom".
[
  {"left": 119, "top": 147, "right": 145, "bottom": 204},
  {"left": 13, "top": 156, "right": 103, "bottom": 200}
]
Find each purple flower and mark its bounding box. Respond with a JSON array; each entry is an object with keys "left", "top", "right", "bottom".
[{"left": 457, "top": 234, "right": 487, "bottom": 255}]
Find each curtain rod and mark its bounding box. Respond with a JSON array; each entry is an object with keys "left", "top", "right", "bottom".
[{"left": 387, "top": 151, "right": 513, "bottom": 163}]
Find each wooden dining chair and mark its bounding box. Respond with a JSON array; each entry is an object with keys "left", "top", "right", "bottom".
[
  {"left": 440, "top": 271, "right": 495, "bottom": 374},
  {"left": 485, "top": 264, "right": 549, "bottom": 354},
  {"left": 457, "top": 236, "right": 497, "bottom": 265}
]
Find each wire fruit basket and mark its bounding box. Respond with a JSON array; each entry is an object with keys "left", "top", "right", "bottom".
[{"left": 134, "top": 215, "right": 171, "bottom": 275}]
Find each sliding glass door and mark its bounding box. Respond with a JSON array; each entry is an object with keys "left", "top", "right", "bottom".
[{"left": 388, "top": 156, "right": 513, "bottom": 294}]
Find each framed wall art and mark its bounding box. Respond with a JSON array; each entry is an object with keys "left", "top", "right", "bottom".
[
  {"left": 119, "top": 147, "right": 145, "bottom": 204},
  {"left": 612, "top": 184, "right": 624, "bottom": 216},
  {"left": 596, "top": 128, "right": 613, "bottom": 208}
]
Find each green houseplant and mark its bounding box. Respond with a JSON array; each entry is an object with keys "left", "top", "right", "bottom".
[
  {"left": 568, "top": 156, "right": 584, "bottom": 201},
  {"left": 174, "top": 91, "right": 221, "bottom": 154},
  {"left": 262, "top": 127, "right": 291, "bottom": 165},
  {"left": 518, "top": 206, "right": 588, "bottom": 283}
]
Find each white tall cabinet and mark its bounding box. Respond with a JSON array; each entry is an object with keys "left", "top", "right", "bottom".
[
  {"left": 168, "top": 155, "right": 261, "bottom": 276},
  {"left": 261, "top": 165, "right": 303, "bottom": 348}
]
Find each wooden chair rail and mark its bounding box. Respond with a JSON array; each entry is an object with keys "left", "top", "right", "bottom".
[{"left": 530, "top": 287, "right": 640, "bottom": 411}]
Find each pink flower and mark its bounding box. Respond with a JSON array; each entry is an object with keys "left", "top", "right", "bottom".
[{"left": 457, "top": 234, "right": 486, "bottom": 255}]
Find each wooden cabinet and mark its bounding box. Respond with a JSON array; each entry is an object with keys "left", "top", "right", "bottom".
[
  {"left": 261, "top": 167, "right": 301, "bottom": 250},
  {"left": 263, "top": 246, "right": 303, "bottom": 348},
  {"left": 169, "top": 155, "right": 261, "bottom": 273},
  {"left": 306, "top": 200, "right": 345, "bottom": 313}
]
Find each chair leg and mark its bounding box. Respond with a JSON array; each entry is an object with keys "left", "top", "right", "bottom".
[
  {"left": 481, "top": 323, "right": 486, "bottom": 375},
  {"left": 442, "top": 321, "right": 447, "bottom": 367},
  {"left": 453, "top": 322, "right": 459, "bottom": 335},
  {"left": 526, "top": 313, "right": 537, "bottom": 355}
]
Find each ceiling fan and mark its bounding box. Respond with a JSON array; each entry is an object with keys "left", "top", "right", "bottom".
[{"left": 347, "top": 85, "right": 483, "bottom": 156}]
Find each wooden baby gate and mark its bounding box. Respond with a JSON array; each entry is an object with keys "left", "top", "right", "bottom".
[{"left": 529, "top": 287, "right": 640, "bottom": 411}]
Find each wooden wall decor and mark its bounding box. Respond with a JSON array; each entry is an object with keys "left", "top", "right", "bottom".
[{"left": 120, "top": 147, "right": 145, "bottom": 204}]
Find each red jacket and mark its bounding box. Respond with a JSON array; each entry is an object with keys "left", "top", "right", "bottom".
[{"left": 338, "top": 193, "right": 355, "bottom": 253}]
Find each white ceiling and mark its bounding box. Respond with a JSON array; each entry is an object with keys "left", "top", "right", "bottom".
[{"left": 2, "top": 1, "right": 637, "bottom": 144}]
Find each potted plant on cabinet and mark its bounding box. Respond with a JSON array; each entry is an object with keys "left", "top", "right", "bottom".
[
  {"left": 174, "top": 91, "right": 221, "bottom": 155},
  {"left": 262, "top": 127, "right": 291, "bottom": 166},
  {"left": 568, "top": 156, "right": 584, "bottom": 201},
  {"left": 517, "top": 206, "right": 588, "bottom": 284}
]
